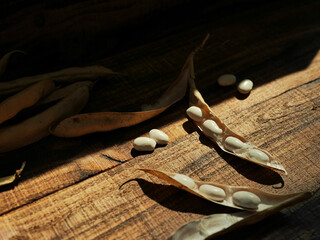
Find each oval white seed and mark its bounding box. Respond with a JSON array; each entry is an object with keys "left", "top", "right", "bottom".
[
  {"left": 248, "top": 149, "right": 269, "bottom": 162},
  {"left": 186, "top": 106, "right": 204, "bottom": 122},
  {"left": 217, "top": 74, "right": 236, "bottom": 86},
  {"left": 202, "top": 119, "right": 223, "bottom": 136},
  {"left": 172, "top": 173, "right": 197, "bottom": 190},
  {"left": 232, "top": 191, "right": 261, "bottom": 209},
  {"left": 224, "top": 136, "right": 246, "bottom": 151},
  {"left": 133, "top": 137, "right": 156, "bottom": 151},
  {"left": 149, "top": 129, "right": 169, "bottom": 145},
  {"left": 238, "top": 79, "right": 253, "bottom": 94},
  {"left": 199, "top": 184, "right": 226, "bottom": 201}
]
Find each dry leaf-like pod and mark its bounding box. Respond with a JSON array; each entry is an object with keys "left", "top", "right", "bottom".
[
  {"left": 185, "top": 46, "right": 286, "bottom": 174},
  {"left": 140, "top": 169, "right": 305, "bottom": 212},
  {"left": 0, "top": 161, "right": 26, "bottom": 186},
  {"left": 168, "top": 191, "right": 311, "bottom": 240},
  {"left": 49, "top": 36, "right": 210, "bottom": 137},
  {"left": 0, "top": 50, "right": 26, "bottom": 78},
  {"left": 0, "top": 65, "right": 117, "bottom": 98}
]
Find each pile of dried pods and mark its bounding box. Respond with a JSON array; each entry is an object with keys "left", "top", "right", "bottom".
[{"left": 0, "top": 43, "right": 191, "bottom": 185}]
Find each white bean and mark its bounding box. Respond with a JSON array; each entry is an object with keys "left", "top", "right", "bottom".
[
  {"left": 217, "top": 74, "right": 236, "bottom": 86},
  {"left": 224, "top": 136, "right": 246, "bottom": 151},
  {"left": 186, "top": 106, "right": 204, "bottom": 122},
  {"left": 199, "top": 184, "right": 226, "bottom": 201},
  {"left": 172, "top": 173, "right": 197, "bottom": 190},
  {"left": 238, "top": 79, "right": 253, "bottom": 94},
  {"left": 133, "top": 137, "right": 156, "bottom": 151},
  {"left": 248, "top": 149, "right": 269, "bottom": 162},
  {"left": 232, "top": 191, "right": 261, "bottom": 209},
  {"left": 149, "top": 129, "right": 169, "bottom": 145},
  {"left": 202, "top": 120, "right": 223, "bottom": 136}
]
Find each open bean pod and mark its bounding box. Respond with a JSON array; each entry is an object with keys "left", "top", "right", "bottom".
[
  {"left": 186, "top": 51, "right": 286, "bottom": 175},
  {"left": 140, "top": 169, "right": 305, "bottom": 212},
  {"left": 168, "top": 191, "right": 311, "bottom": 240}
]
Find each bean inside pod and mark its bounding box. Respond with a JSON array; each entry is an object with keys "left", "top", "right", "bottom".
[{"left": 140, "top": 169, "right": 297, "bottom": 212}]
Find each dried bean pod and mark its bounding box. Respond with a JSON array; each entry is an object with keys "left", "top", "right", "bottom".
[
  {"left": 0, "top": 80, "right": 55, "bottom": 124},
  {"left": 168, "top": 191, "right": 311, "bottom": 240},
  {"left": 0, "top": 50, "right": 26, "bottom": 78},
  {"left": 140, "top": 169, "right": 301, "bottom": 212},
  {"left": 0, "top": 65, "right": 117, "bottom": 97},
  {"left": 0, "top": 86, "right": 90, "bottom": 153},
  {"left": 186, "top": 48, "right": 286, "bottom": 174},
  {"left": 149, "top": 129, "right": 169, "bottom": 145}
]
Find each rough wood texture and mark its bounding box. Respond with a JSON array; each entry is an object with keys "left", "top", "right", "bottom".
[{"left": 0, "top": 0, "right": 320, "bottom": 239}]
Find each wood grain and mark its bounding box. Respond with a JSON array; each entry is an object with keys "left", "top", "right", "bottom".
[
  {"left": 0, "top": 0, "right": 320, "bottom": 239},
  {"left": 0, "top": 78, "right": 319, "bottom": 239}
]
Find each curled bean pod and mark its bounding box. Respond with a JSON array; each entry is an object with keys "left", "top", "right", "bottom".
[
  {"left": 0, "top": 50, "right": 26, "bottom": 78},
  {"left": 140, "top": 169, "right": 302, "bottom": 212},
  {"left": 0, "top": 86, "right": 90, "bottom": 153},
  {"left": 186, "top": 47, "right": 286, "bottom": 174}
]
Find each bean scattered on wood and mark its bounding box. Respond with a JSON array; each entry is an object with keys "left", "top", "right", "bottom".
[
  {"left": 238, "top": 79, "right": 253, "bottom": 94},
  {"left": 133, "top": 137, "right": 156, "bottom": 151},
  {"left": 217, "top": 74, "right": 236, "bottom": 86},
  {"left": 149, "top": 129, "right": 169, "bottom": 145}
]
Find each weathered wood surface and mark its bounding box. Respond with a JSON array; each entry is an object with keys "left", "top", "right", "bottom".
[
  {"left": 0, "top": 0, "right": 320, "bottom": 239},
  {"left": 0, "top": 78, "right": 319, "bottom": 239}
]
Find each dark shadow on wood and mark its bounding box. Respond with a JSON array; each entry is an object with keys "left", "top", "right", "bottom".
[
  {"left": 198, "top": 134, "right": 284, "bottom": 186},
  {"left": 0, "top": 0, "right": 317, "bottom": 201}
]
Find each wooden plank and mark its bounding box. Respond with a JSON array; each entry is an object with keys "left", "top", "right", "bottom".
[
  {"left": 1, "top": 8, "right": 320, "bottom": 216},
  {"left": 0, "top": 79, "right": 319, "bottom": 239}
]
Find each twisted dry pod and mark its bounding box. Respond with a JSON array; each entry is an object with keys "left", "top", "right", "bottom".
[
  {"left": 0, "top": 50, "right": 26, "bottom": 78},
  {"left": 0, "top": 161, "right": 26, "bottom": 186},
  {"left": 186, "top": 47, "right": 286, "bottom": 174},
  {"left": 168, "top": 191, "right": 311, "bottom": 240},
  {"left": 140, "top": 169, "right": 307, "bottom": 212}
]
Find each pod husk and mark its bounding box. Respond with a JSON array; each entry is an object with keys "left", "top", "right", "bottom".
[
  {"left": 0, "top": 86, "right": 90, "bottom": 153},
  {"left": 0, "top": 50, "right": 26, "bottom": 78},
  {"left": 50, "top": 35, "right": 210, "bottom": 137},
  {"left": 168, "top": 191, "right": 312, "bottom": 240},
  {"left": 0, "top": 79, "right": 55, "bottom": 124},
  {"left": 0, "top": 161, "right": 26, "bottom": 186},
  {"left": 0, "top": 65, "right": 117, "bottom": 97},
  {"left": 186, "top": 44, "right": 286, "bottom": 174},
  {"left": 140, "top": 169, "right": 305, "bottom": 212},
  {"left": 37, "top": 81, "right": 94, "bottom": 106}
]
